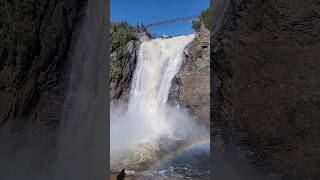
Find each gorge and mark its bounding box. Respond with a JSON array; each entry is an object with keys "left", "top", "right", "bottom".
[{"left": 0, "top": 0, "right": 319, "bottom": 179}]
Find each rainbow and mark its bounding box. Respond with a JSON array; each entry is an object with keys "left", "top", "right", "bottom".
[{"left": 151, "top": 137, "right": 210, "bottom": 170}]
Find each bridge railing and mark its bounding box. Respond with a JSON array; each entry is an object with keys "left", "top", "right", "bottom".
[{"left": 136, "top": 15, "right": 199, "bottom": 32}]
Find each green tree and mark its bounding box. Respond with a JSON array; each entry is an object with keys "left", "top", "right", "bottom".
[
  {"left": 192, "top": 19, "right": 201, "bottom": 31},
  {"left": 110, "top": 21, "right": 138, "bottom": 81},
  {"left": 201, "top": 8, "right": 210, "bottom": 30}
]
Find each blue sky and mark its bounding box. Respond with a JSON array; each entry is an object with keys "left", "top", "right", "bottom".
[{"left": 111, "top": 0, "right": 210, "bottom": 36}]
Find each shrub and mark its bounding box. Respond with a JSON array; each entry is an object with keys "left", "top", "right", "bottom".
[
  {"left": 110, "top": 21, "right": 138, "bottom": 50},
  {"left": 192, "top": 19, "right": 201, "bottom": 31},
  {"left": 196, "top": 49, "right": 204, "bottom": 59},
  {"left": 201, "top": 8, "right": 210, "bottom": 30},
  {"left": 110, "top": 21, "right": 138, "bottom": 81},
  {"left": 192, "top": 8, "right": 210, "bottom": 31}
]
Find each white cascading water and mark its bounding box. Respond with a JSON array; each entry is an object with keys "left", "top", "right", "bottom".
[
  {"left": 128, "top": 34, "right": 195, "bottom": 137},
  {"left": 111, "top": 34, "right": 206, "bottom": 157}
]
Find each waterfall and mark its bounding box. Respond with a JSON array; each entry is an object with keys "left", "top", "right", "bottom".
[
  {"left": 128, "top": 34, "right": 195, "bottom": 136},
  {"left": 54, "top": 0, "right": 107, "bottom": 179},
  {"left": 129, "top": 34, "right": 195, "bottom": 112},
  {"left": 110, "top": 34, "right": 206, "bottom": 156}
]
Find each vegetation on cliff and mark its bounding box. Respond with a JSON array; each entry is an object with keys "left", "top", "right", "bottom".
[
  {"left": 110, "top": 22, "right": 140, "bottom": 100},
  {"left": 111, "top": 22, "right": 138, "bottom": 50},
  {"left": 110, "top": 22, "right": 138, "bottom": 81},
  {"left": 192, "top": 8, "right": 210, "bottom": 31}
]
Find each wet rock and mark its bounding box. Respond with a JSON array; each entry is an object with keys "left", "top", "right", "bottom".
[
  {"left": 211, "top": 0, "right": 320, "bottom": 179},
  {"left": 138, "top": 32, "right": 151, "bottom": 42},
  {"left": 0, "top": 0, "right": 86, "bottom": 133},
  {"left": 172, "top": 27, "right": 210, "bottom": 127},
  {"left": 117, "top": 169, "right": 125, "bottom": 180}
]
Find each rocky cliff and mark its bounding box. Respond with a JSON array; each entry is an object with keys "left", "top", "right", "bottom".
[
  {"left": 0, "top": 0, "right": 86, "bottom": 134},
  {"left": 110, "top": 23, "right": 140, "bottom": 102},
  {"left": 110, "top": 40, "right": 139, "bottom": 101},
  {"left": 172, "top": 26, "right": 210, "bottom": 127},
  {"left": 211, "top": 0, "right": 320, "bottom": 179}
]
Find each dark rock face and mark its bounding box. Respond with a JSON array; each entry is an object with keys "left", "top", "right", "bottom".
[
  {"left": 110, "top": 40, "right": 140, "bottom": 101},
  {"left": 0, "top": 1, "right": 86, "bottom": 133},
  {"left": 211, "top": 0, "right": 320, "bottom": 179}
]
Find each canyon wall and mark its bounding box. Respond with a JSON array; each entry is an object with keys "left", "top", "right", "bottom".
[
  {"left": 110, "top": 39, "right": 139, "bottom": 101},
  {"left": 178, "top": 26, "right": 210, "bottom": 127},
  {"left": 0, "top": 0, "right": 87, "bottom": 134},
  {"left": 211, "top": 0, "right": 320, "bottom": 179}
]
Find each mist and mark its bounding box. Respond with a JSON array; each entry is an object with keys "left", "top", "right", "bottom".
[
  {"left": 110, "top": 102, "right": 208, "bottom": 155},
  {"left": 0, "top": 0, "right": 108, "bottom": 179},
  {"left": 53, "top": 0, "right": 108, "bottom": 179}
]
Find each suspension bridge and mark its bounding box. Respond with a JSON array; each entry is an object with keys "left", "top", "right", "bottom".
[
  {"left": 142, "top": 15, "right": 199, "bottom": 29},
  {"left": 113, "top": 15, "right": 199, "bottom": 31}
]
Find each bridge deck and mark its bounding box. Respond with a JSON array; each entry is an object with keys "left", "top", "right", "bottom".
[{"left": 137, "top": 15, "right": 199, "bottom": 30}]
